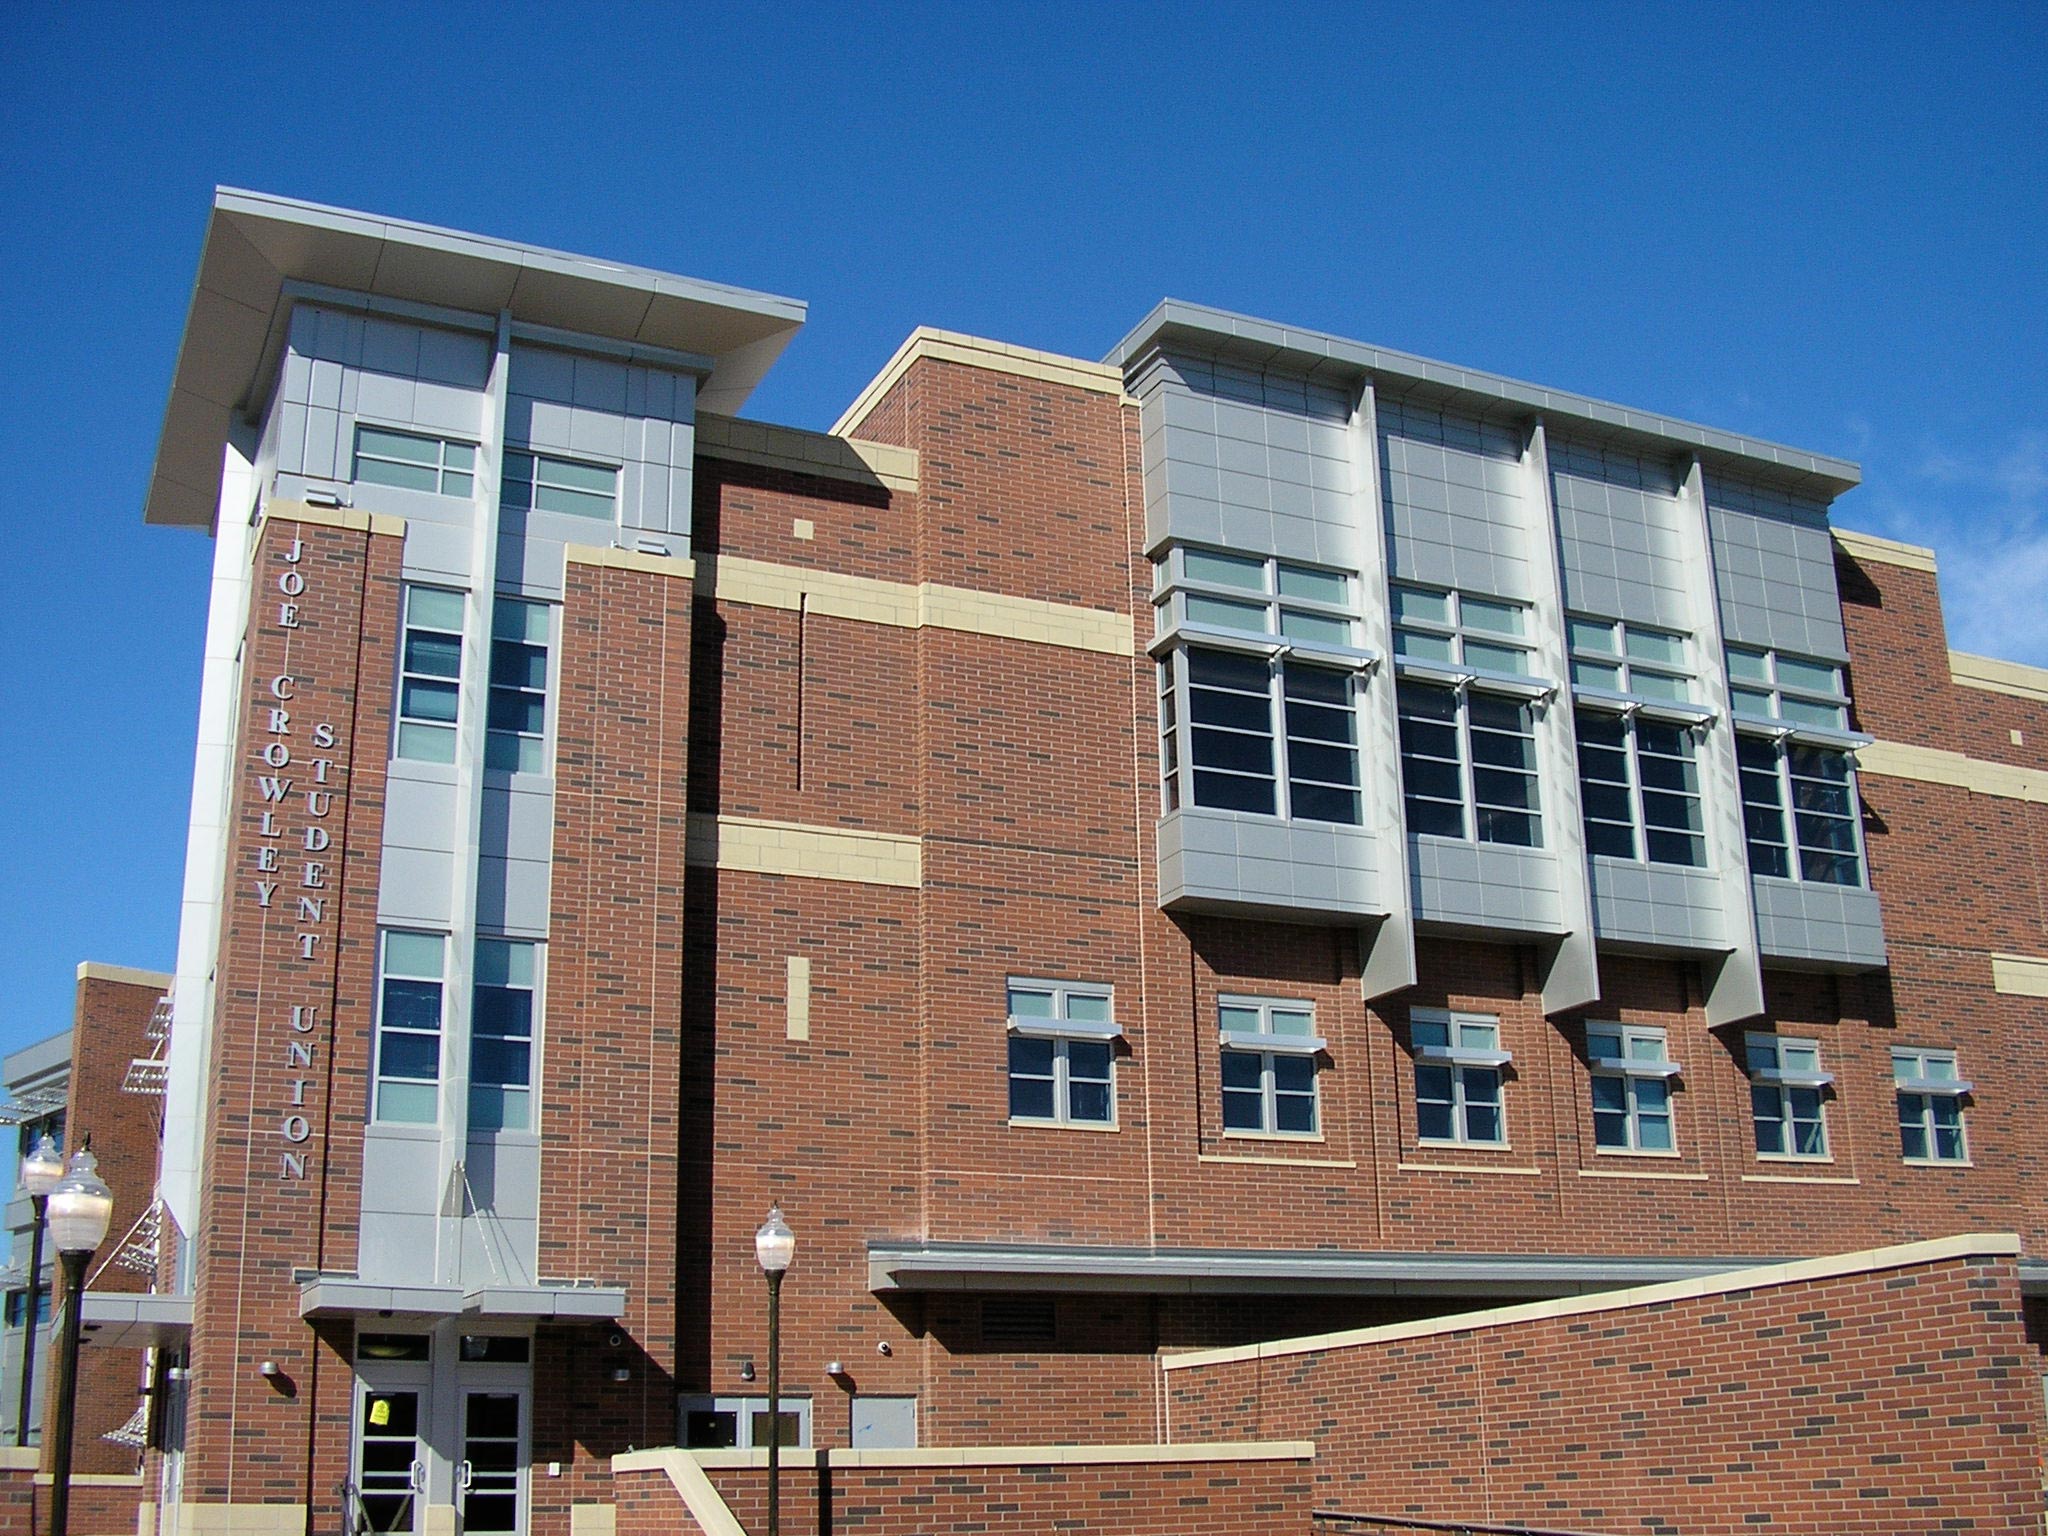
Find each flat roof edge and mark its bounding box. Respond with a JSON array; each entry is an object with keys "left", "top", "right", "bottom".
[{"left": 1108, "top": 298, "right": 1861, "bottom": 495}]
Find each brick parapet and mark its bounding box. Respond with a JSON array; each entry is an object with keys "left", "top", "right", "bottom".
[{"left": 1164, "top": 1242, "right": 2046, "bottom": 1533}]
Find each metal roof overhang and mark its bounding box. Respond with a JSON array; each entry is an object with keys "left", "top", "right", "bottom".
[
  {"left": 868, "top": 1241, "right": 1765, "bottom": 1300},
  {"left": 147, "top": 188, "right": 808, "bottom": 531},
  {"left": 296, "top": 1273, "right": 627, "bottom": 1322},
  {"left": 79, "top": 1292, "right": 192, "bottom": 1351},
  {"left": 1105, "top": 299, "right": 1862, "bottom": 502}
]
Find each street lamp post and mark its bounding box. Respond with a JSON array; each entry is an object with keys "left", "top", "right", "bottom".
[
  {"left": 43, "top": 1146, "right": 112, "bottom": 1536},
  {"left": 753, "top": 1206, "right": 795, "bottom": 1536},
  {"left": 14, "top": 1134, "right": 65, "bottom": 1448}
]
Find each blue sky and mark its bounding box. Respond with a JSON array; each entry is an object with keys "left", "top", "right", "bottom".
[{"left": 0, "top": 2, "right": 2042, "bottom": 1079}]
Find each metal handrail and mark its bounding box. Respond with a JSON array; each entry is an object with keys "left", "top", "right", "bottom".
[{"left": 1316, "top": 1512, "right": 1622, "bottom": 1536}]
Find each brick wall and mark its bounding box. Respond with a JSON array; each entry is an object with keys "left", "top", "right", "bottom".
[
  {"left": 528, "top": 551, "right": 695, "bottom": 1525},
  {"left": 1166, "top": 1241, "right": 2046, "bottom": 1534},
  {"left": 613, "top": 1448, "right": 1316, "bottom": 1536},
  {"left": 45, "top": 969, "right": 165, "bottom": 1477},
  {"left": 182, "top": 510, "right": 397, "bottom": 1518}
]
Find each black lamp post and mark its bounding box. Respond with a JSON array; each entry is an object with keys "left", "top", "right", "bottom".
[
  {"left": 43, "top": 1146, "right": 112, "bottom": 1536},
  {"left": 753, "top": 1205, "right": 794, "bottom": 1536},
  {"left": 14, "top": 1134, "right": 64, "bottom": 1447}
]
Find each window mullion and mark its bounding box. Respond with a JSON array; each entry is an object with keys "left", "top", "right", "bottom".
[
  {"left": 1456, "top": 684, "right": 1477, "bottom": 840},
  {"left": 1626, "top": 720, "right": 1649, "bottom": 862}
]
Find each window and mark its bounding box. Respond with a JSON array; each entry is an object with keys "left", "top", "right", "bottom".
[
  {"left": 1727, "top": 646, "right": 1866, "bottom": 886},
  {"left": 375, "top": 932, "right": 446, "bottom": 1123},
  {"left": 1397, "top": 683, "right": 1541, "bottom": 845},
  {"left": 1585, "top": 1025, "right": 1679, "bottom": 1152},
  {"left": 1726, "top": 647, "right": 1850, "bottom": 730},
  {"left": 1391, "top": 586, "right": 1544, "bottom": 847},
  {"left": 471, "top": 940, "right": 537, "bottom": 1132},
  {"left": 1218, "top": 997, "right": 1322, "bottom": 1135},
  {"left": 4, "top": 1291, "right": 51, "bottom": 1328},
  {"left": 1411, "top": 1009, "right": 1509, "bottom": 1145},
  {"left": 1736, "top": 737, "right": 1863, "bottom": 886},
  {"left": 501, "top": 450, "right": 618, "bottom": 522},
  {"left": 1745, "top": 1033, "right": 1830, "bottom": 1158},
  {"left": 1893, "top": 1048, "right": 1969, "bottom": 1163},
  {"left": 397, "top": 586, "right": 464, "bottom": 764},
  {"left": 352, "top": 426, "right": 476, "bottom": 497},
  {"left": 486, "top": 598, "right": 552, "bottom": 773},
  {"left": 681, "top": 1397, "right": 810, "bottom": 1450},
  {"left": 1006, "top": 981, "right": 1116, "bottom": 1127},
  {"left": 1154, "top": 548, "right": 1366, "bottom": 825},
  {"left": 1568, "top": 618, "right": 1691, "bottom": 703},
  {"left": 1574, "top": 713, "right": 1705, "bottom": 866}
]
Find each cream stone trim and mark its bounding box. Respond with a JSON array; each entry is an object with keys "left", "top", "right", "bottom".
[
  {"left": 1576, "top": 1167, "right": 1709, "bottom": 1181},
  {"left": 0, "top": 1447, "right": 34, "bottom": 1471},
  {"left": 1741, "top": 1174, "right": 1860, "bottom": 1185},
  {"left": 832, "top": 326, "right": 1131, "bottom": 436},
  {"left": 568, "top": 1504, "right": 618, "bottom": 1536},
  {"left": 702, "top": 554, "right": 1135, "bottom": 656},
  {"left": 1199, "top": 1153, "right": 1356, "bottom": 1168},
  {"left": 423, "top": 1509, "right": 456, "bottom": 1536},
  {"left": 263, "top": 499, "right": 406, "bottom": 540},
  {"left": 564, "top": 544, "right": 698, "bottom": 582},
  {"left": 1396, "top": 1162, "right": 1542, "bottom": 1176},
  {"left": 1951, "top": 651, "right": 2048, "bottom": 703},
  {"left": 1159, "top": 1231, "right": 2021, "bottom": 1372},
  {"left": 706, "top": 556, "right": 917, "bottom": 626},
  {"left": 1857, "top": 740, "right": 2046, "bottom": 803},
  {"left": 634, "top": 1441, "right": 1315, "bottom": 1473},
  {"left": 919, "top": 583, "right": 1134, "bottom": 656},
  {"left": 1832, "top": 526, "right": 1937, "bottom": 573},
  {"left": 1992, "top": 954, "right": 2048, "bottom": 998},
  {"left": 76, "top": 961, "right": 174, "bottom": 988},
  {"left": 696, "top": 412, "right": 919, "bottom": 493},
  {"left": 175, "top": 1507, "right": 309, "bottom": 1536},
  {"left": 686, "top": 813, "right": 921, "bottom": 888}
]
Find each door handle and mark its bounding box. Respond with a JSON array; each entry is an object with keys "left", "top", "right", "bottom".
[
  {"left": 457, "top": 1460, "right": 474, "bottom": 1492},
  {"left": 409, "top": 1461, "right": 426, "bottom": 1494}
]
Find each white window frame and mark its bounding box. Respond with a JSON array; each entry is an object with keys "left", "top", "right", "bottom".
[
  {"left": 1410, "top": 1008, "right": 1510, "bottom": 1146},
  {"left": 678, "top": 1396, "right": 812, "bottom": 1451},
  {"left": 1735, "top": 734, "right": 1867, "bottom": 887},
  {"left": 1574, "top": 708, "right": 1707, "bottom": 867},
  {"left": 1005, "top": 980, "right": 1118, "bottom": 1128},
  {"left": 470, "top": 939, "right": 541, "bottom": 1134},
  {"left": 374, "top": 931, "right": 447, "bottom": 1125},
  {"left": 1585, "top": 1024, "right": 1681, "bottom": 1154},
  {"left": 1152, "top": 547, "right": 1372, "bottom": 827},
  {"left": 1745, "top": 1032, "right": 1832, "bottom": 1160},
  {"left": 352, "top": 425, "right": 477, "bottom": 498},
  {"left": 1893, "top": 1047, "right": 1970, "bottom": 1164},
  {"left": 501, "top": 448, "right": 619, "bottom": 523},
  {"left": 1567, "top": 617, "right": 1697, "bottom": 707},
  {"left": 485, "top": 596, "right": 554, "bottom": 775},
  {"left": 1217, "top": 996, "right": 1323, "bottom": 1138},
  {"left": 1396, "top": 678, "right": 1544, "bottom": 848},
  {"left": 396, "top": 585, "right": 465, "bottom": 764}
]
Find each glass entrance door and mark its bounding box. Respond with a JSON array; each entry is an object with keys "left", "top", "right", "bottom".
[
  {"left": 459, "top": 1391, "right": 524, "bottom": 1536},
  {"left": 355, "top": 1386, "right": 424, "bottom": 1535}
]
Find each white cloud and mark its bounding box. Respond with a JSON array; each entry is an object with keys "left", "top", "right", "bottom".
[{"left": 1847, "top": 429, "right": 2048, "bottom": 667}]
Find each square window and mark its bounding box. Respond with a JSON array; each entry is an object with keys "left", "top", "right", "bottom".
[
  {"left": 1218, "top": 996, "right": 1322, "bottom": 1136},
  {"left": 1585, "top": 1025, "right": 1677, "bottom": 1153},
  {"left": 1005, "top": 982, "right": 1116, "bottom": 1127},
  {"left": 1893, "top": 1048, "right": 1969, "bottom": 1163},
  {"left": 1746, "top": 1033, "right": 1831, "bottom": 1158},
  {"left": 1410, "top": 1010, "right": 1508, "bottom": 1146}
]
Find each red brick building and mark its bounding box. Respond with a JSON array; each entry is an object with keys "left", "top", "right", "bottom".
[{"left": 59, "top": 190, "right": 2048, "bottom": 1533}]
